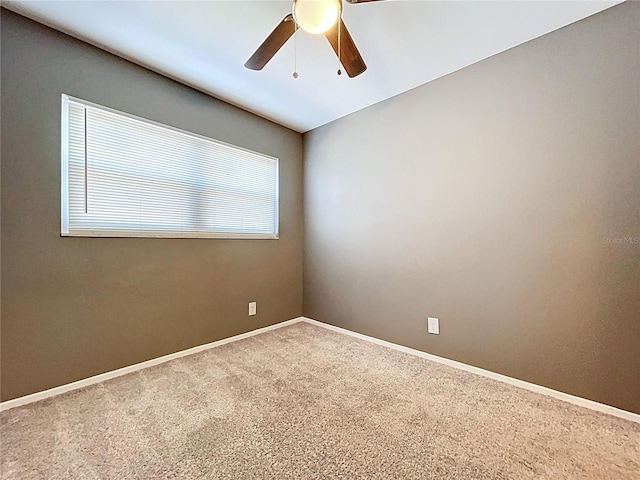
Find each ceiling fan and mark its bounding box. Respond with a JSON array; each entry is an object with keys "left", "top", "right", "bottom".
[{"left": 245, "top": 0, "right": 383, "bottom": 78}]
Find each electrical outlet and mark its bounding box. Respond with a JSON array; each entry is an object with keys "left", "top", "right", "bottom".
[
  {"left": 428, "top": 317, "right": 439, "bottom": 335},
  {"left": 248, "top": 302, "right": 257, "bottom": 316}
]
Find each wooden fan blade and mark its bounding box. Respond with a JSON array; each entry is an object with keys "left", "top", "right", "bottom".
[
  {"left": 245, "top": 14, "right": 296, "bottom": 70},
  {"left": 325, "top": 19, "right": 367, "bottom": 78}
]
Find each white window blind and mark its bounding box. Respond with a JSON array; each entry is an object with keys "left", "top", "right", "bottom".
[{"left": 61, "top": 95, "right": 279, "bottom": 239}]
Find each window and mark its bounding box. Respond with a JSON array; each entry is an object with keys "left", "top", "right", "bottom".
[{"left": 61, "top": 95, "right": 279, "bottom": 239}]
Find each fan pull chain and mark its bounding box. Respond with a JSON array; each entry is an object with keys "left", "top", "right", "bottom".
[
  {"left": 337, "top": 19, "right": 342, "bottom": 76},
  {"left": 293, "top": 22, "right": 299, "bottom": 79}
]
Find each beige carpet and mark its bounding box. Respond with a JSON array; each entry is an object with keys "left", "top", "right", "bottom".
[{"left": 1, "top": 322, "right": 638, "bottom": 479}]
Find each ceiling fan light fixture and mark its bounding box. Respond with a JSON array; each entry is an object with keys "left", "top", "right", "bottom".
[{"left": 293, "top": 0, "right": 342, "bottom": 34}]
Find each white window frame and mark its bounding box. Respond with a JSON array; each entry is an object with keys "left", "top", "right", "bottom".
[{"left": 61, "top": 95, "right": 279, "bottom": 239}]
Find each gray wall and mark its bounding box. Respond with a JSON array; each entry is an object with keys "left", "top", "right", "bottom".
[
  {"left": 304, "top": 2, "right": 640, "bottom": 414},
  {"left": 1, "top": 9, "right": 304, "bottom": 402},
  {"left": 2, "top": 3, "right": 639, "bottom": 414}
]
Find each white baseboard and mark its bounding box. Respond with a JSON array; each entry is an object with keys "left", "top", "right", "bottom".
[
  {"left": 3, "top": 315, "right": 638, "bottom": 424},
  {"left": 0, "top": 317, "right": 305, "bottom": 412},
  {"left": 301, "top": 317, "right": 640, "bottom": 424}
]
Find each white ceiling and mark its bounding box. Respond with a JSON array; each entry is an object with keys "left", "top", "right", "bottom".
[{"left": 4, "top": 0, "right": 622, "bottom": 133}]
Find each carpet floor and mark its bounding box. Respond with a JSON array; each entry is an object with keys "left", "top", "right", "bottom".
[{"left": 1, "top": 322, "right": 638, "bottom": 479}]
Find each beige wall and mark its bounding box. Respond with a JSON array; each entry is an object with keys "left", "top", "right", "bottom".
[
  {"left": 1, "top": 9, "right": 303, "bottom": 401},
  {"left": 304, "top": 3, "right": 640, "bottom": 413}
]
